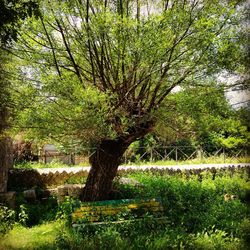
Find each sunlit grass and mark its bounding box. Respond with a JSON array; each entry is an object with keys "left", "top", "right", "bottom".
[
  {"left": 1, "top": 169, "right": 249, "bottom": 249},
  {"left": 143, "top": 156, "right": 250, "bottom": 166},
  {"left": 14, "top": 156, "right": 249, "bottom": 169},
  {"left": 0, "top": 221, "right": 63, "bottom": 250}
]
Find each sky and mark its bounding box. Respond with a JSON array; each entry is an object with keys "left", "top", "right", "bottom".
[{"left": 225, "top": 88, "right": 250, "bottom": 109}]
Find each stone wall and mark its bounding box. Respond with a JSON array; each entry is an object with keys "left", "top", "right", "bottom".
[
  {"left": 7, "top": 164, "right": 250, "bottom": 191},
  {"left": 8, "top": 169, "right": 89, "bottom": 190}
]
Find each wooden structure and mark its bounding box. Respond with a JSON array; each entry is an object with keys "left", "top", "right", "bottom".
[
  {"left": 72, "top": 198, "right": 165, "bottom": 225},
  {"left": 41, "top": 144, "right": 74, "bottom": 165}
]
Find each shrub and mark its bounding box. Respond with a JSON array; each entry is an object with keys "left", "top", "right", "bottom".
[
  {"left": 15, "top": 196, "right": 58, "bottom": 227},
  {"left": 190, "top": 228, "right": 243, "bottom": 250},
  {"left": 57, "top": 197, "right": 81, "bottom": 224},
  {"left": 116, "top": 171, "right": 249, "bottom": 234},
  {"left": 0, "top": 205, "right": 15, "bottom": 234}
]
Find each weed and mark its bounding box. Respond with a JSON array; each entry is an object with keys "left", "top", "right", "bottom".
[{"left": 0, "top": 205, "right": 15, "bottom": 235}]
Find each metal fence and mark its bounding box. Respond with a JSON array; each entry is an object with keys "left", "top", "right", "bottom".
[
  {"left": 40, "top": 146, "right": 249, "bottom": 165},
  {"left": 41, "top": 150, "right": 74, "bottom": 165},
  {"left": 123, "top": 146, "right": 249, "bottom": 164}
]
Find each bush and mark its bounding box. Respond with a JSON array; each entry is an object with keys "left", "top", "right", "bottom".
[
  {"left": 57, "top": 197, "right": 81, "bottom": 224},
  {"left": 115, "top": 170, "right": 249, "bottom": 234},
  {"left": 0, "top": 205, "right": 16, "bottom": 235},
  {"left": 190, "top": 228, "right": 242, "bottom": 250},
  {"left": 15, "top": 196, "right": 58, "bottom": 227}
]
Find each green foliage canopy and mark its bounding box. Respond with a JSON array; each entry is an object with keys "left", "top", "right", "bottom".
[
  {"left": 9, "top": 0, "right": 247, "bottom": 150},
  {"left": 155, "top": 84, "right": 249, "bottom": 149}
]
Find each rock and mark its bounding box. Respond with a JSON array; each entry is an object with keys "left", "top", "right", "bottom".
[
  {"left": 118, "top": 177, "right": 143, "bottom": 187},
  {"left": 57, "top": 184, "right": 85, "bottom": 203},
  {"left": 23, "top": 189, "right": 36, "bottom": 201},
  {"left": 224, "top": 193, "right": 237, "bottom": 202},
  {"left": 68, "top": 184, "right": 84, "bottom": 198},
  {"left": 0, "top": 191, "right": 16, "bottom": 208},
  {"left": 47, "top": 188, "right": 58, "bottom": 196},
  {"left": 57, "top": 185, "right": 69, "bottom": 203},
  {"left": 57, "top": 186, "right": 67, "bottom": 196}
]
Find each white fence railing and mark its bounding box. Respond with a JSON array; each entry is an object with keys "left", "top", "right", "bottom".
[{"left": 40, "top": 146, "right": 249, "bottom": 165}]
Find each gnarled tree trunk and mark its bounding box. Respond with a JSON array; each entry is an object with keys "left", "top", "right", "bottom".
[
  {"left": 82, "top": 121, "right": 154, "bottom": 201},
  {"left": 83, "top": 138, "right": 128, "bottom": 201}
]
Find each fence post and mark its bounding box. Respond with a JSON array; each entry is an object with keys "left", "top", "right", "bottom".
[
  {"left": 175, "top": 147, "right": 178, "bottom": 163},
  {"left": 44, "top": 150, "right": 47, "bottom": 164},
  {"left": 197, "top": 145, "right": 202, "bottom": 162},
  {"left": 124, "top": 150, "right": 127, "bottom": 165},
  {"left": 150, "top": 148, "right": 153, "bottom": 162},
  {"left": 223, "top": 148, "right": 225, "bottom": 163},
  {"left": 70, "top": 153, "right": 75, "bottom": 165}
]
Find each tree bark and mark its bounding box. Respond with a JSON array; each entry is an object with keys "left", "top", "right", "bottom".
[
  {"left": 82, "top": 138, "right": 128, "bottom": 201},
  {"left": 0, "top": 137, "right": 13, "bottom": 193},
  {"left": 0, "top": 71, "right": 13, "bottom": 193},
  {"left": 82, "top": 120, "right": 154, "bottom": 201},
  {"left": 0, "top": 52, "right": 12, "bottom": 193}
]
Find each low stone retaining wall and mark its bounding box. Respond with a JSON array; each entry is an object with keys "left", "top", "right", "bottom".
[
  {"left": 7, "top": 164, "right": 250, "bottom": 191},
  {"left": 8, "top": 169, "right": 89, "bottom": 190},
  {"left": 0, "top": 184, "right": 85, "bottom": 208}
]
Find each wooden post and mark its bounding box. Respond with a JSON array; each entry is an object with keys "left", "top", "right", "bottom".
[
  {"left": 150, "top": 148, "right": 153, "bottom": 162},
  {"left": 175, "top": 147, "right": 178, "bottom": 163},
  {"left": 223, "top": 148, "right": 225, "bottom": 163},
  {"left": 44, "top": 150, "right": 47, "bottom": 164}
]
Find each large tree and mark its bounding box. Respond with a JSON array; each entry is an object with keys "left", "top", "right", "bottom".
[{"left": 10, "top": 0, "right": 246, "bottom": 200}]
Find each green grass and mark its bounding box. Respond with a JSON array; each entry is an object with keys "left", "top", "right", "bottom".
[
  {"left": 0, "top": 221, "right": 63, "bottom": 250},
  {"left": 1, "top": 168, "right": 249, "bottom": 249},
  {"left": 1, "top": 220, "right": 247, "bottom": 250},
  {"left": 127, "top": 155, "right": 250, "bottom": 166},
  {"left": 14, "top": 161, "right": 70, "bottom": 169},
  {"left": 14, "top": 156, "right": 250, "bottom": 169}
]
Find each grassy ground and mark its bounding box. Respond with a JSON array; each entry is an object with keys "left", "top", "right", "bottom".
[
  {"left": 1, "top": 167, "right": 250, "bottom": 249},
  {"left": 0, "top": 222, "right": 61, "bottom": 250},
  {"left": 14, "top": 156, "right": 250, "bottom": 169},
  {"left": 142, "top": 156, "right": 250, "bottom": 165}
]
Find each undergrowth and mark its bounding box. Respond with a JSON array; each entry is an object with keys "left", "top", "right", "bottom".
[{"left": 1, "top": 168, "right": 249, "bottom": 249}]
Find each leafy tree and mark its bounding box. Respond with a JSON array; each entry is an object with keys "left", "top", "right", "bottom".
[
  {"left": 0, "top": 0, "right": 39, "bottom": 193},
  {"left": 155, "top": 84, "right": 249, "bottom": 151},
  {"left": 11, "top": 0, "right": 246, "bottom": 200}
]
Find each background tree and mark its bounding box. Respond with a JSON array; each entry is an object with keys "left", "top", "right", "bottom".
[
  {"left": 155, "top": 84, "right": 249, "bottom": 149},
  {"left": 126, "top": 82, "right": 249, "bottom": 162},
  {"left": 10, "top": 0, "right": 246, "bottom": 200},
  {"left": 0, "top": 0, "right": 39, "bottom": 193},
  {"left": 0, "top": 51, "right": 12, "bottom": 193}
]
